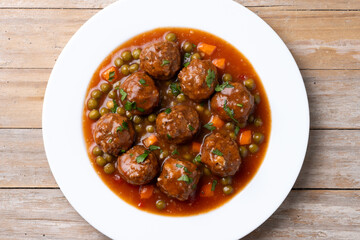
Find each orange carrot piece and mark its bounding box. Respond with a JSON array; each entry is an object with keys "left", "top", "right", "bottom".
[
  {"left": 200, "top": 183, "right": 214, "bottom": 197},
  {"left": 139, "top": 185, "right": 154, "bottom": 199},
  {"left": 102, "top": 66, "right": 118, "bottom": 82},
  {"left": 143, "top": 134, "right": 158, "bottom": 148},
  {"left": 239, "top": 130, "right": 252, "bottom": 145},
  {"left": 212, "top": 58, "right": 226, "bottom": 70},
  {"left": 192, "top": 142, "right": 201, "bottom": 153},
  {"left": 197, "top": 43, "right": 217, "bottom": 56},
  {"left": 210, "top": 115, "right": 225, "bottom": 129}
]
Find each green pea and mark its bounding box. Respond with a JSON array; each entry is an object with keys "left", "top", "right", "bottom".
[
  {"left": 249, "top": 144, "right": 259, "bottom": 154},
  {"left": 195, "top": 104, "right": 204, "bottom": 112},
  {"left": 248, "top": 115, "right": 254, "bottom": 123},
  {"left": 253, "top": 133, "right": 264, "bottom": 144},
  {"left": 229, "top": 132, "right": 236, "bottom": 140},
  {"left": 121, "top": 64, "right": 130, "bottom": 76},
  {"left": 114, "top": 57, "right": 124, "bottom": 67},
  {"left": 146, "top": 125, "right": 155, "bottom": 133},
  {"left": 96, "top": 156, "right": 106, "bottom": 167},
  {"left": 126, "top": 111, "right": 133, "bottom": 119},
  {"left": 165, "top": 32, "right": 177, "bottom": 42},
  {"left": 220, "top": 176, "right": 232, "bottom": 185},
  {"left": 203, "top": 167, "right": 211, "bottom": 176},
  {"left": 92, "top": 146, "right": 103, "bottom": 156},
  {"left": 223, "top": 185, "right": 234, "bottom": 195},
  {"left": 89, "top": 109, "right": 100, "bottom": 120},
  {"left": 117, "top": 107, "right": 126, "bottom": 115},
  {"left": 104, "top": 163, "right": 115, "bottom": 174},
  {"left": 239, "top": 146, "right": 248, "bottom": 158},
  {"left": 156, "top": 199, "right": 166, "bottom": 210},
  {"left": 160, "top": 150, "right": 169, "bottom": 160},
  {"left": 91, "top": 90, "right": 102, "bottom": 99},
  {"left": 100, "top": 83, "right": 112, "bottom": 93},
  {"left": 87, "top": 98, "right": 98, "bottom": 110},
  {"left": 183, "top": 153, "right": 192, "bottom": 161},
  {"left": 133, "top": 115, "right": 142, "bottom": 124},
  {"left": 222, "top": 73, "right": 232, "bottom": 82},
  {"left": 132, "top": 49, "right": 141, "bottom": 60},
  {"left": 108, "top": 90, "right": 117, "bottom": 99},
  {"left": 176, "top": 93, "right": 186, "bottom": 102},
  {"left": 129, "top": 63, "right": 139, "bottom": 73},
  {"left": 121, "top": 50, "right": 132, "bottom": 62},
  {"left": 191, "top": 53, "right": 201, "bottom": 60},
  {"left": 182, "top": 42, "right": 193, "bottom": 53},
  {"left": 98, "top": 108, "right": 108, "bottom": 116},
  {"left": 244, "top": 79, "right": 256, "bottom": 91},
  {"left": 134, "top": 124, "right": 142, "bottom": 133},
  {"left": 204, "top": 109, "right": 211, "bottom": 117},
  {"left": 254, "top": 117, "right": 263, "bottom": 127},
  {"left": 147, "top": 114, "right": 156, "bottom": 123},
  {"left": 254, "top": 94, "right": 261, "bottom": 104},
  {"left": 225, "top": 122, "right": 235, "bottom": 130},
  {"left": 103, "top": 153, "right": 113, "bottom": 163}
]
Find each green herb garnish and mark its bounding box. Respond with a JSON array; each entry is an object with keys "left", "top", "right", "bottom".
[
  {"left": 184, "top": 62, "right": 190, "bottom": 67},
  {"left": 234, "top": 126, "right": 240, "bottom": 136},
  {"left": 203, "top": 122, "right": 216, "bottom": 131},
  {"left": 205, "top": 69, "right": 215, "bottom": 88},
  {"left": 108, "top": 138, "right": 113, "bottom": 143},
  {"left": 177, "top": 174, "right": 193, "bottom": 184},
  {"left": 164, "top": 108, "right": 171, "bottom": 114},
  {"left": 188, "top": 125, "right": 195, "bottom": 131},
  {"left": 211, "top": 180, "right": 217, "bottom": 191},
  {"left": 116, "top": 121, "right": 129, "bottom": 132},
  {"left": 170, "top": 82, "right": 181, "bottom": 96},
  {"left": 149, "top": 145, "right": 160, "bottom": 151},
  {"left": 215, "top": 81, "right": 234, "bottom": 92},
  {"left": 212, "top": 149, "right": 223, "bottom": 156},
  {"left": 139, "top": 78, "right": 147, "bottom": 85},
  {"left": 108, "top": 71, "right": 115, "bottom": 82},
  {"left": 136, "top": 150, "right": 150, "bottom": 163},
  {"left": 137, "top": 107, "right": 145, "bottom": 112},
  {"left": 161, "top": 60, "right": 170, "bottom": 66},
  {"left": 124, "top": 101, "right": 136, "bottom": 111},
  {"left": 167, "top": 134, "right": 172, "bottom": 140},
  {"left": 193, "top": 155, "right": 201, "bottom": 163},
  {"left": 223, "top": 100, "right": 239, "bottom": 124},
  {"left": 236, "top": 103, "right": 243, "bottom": 107},
  {"left": 119, "top": 89, "right": 127, "bottom": 101},
  {"left": 172, "top": 149, "right": 179, "bottom": 155},
  {"left": 111, "top": 99, "right": 118, "bottom": 113},
  {"left": 176, "top": 163, "right": 190, "bottom": 173}
]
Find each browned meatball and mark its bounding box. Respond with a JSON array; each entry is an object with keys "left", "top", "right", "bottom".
[
  {"left": 157, "top": 158, "right": 201, "bottom": 201},
  {"left": 178, "top": 59, "right": 218, "bottom": 101},
  {"left": 201, "top": 132, "right": 241, "bottom": 177},
  {"left": 119, "top": 72, "right": 159, "bottom": 115},
  {"left": 93, "top": 113, "right": 135, "bottom": 156},
  {"left": 140, "top": 41, "right": 181, "bottom": 80},
  {"left": 117, "top": 145, "right": 159, "bottom": 185},
  {"left": 156, "top": 105, "right": 199, "bottom": 144},
  {"left": 210, "top": 82, "right": 254, "bottom": 123}
]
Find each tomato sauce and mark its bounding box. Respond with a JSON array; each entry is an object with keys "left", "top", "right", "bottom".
[{"left": 83, "top": 28, "right": 271, "bottom": 216}]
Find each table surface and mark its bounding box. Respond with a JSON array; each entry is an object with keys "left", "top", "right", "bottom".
[{"left": 0, "top": 0, "right": 359, "bottom": 239}]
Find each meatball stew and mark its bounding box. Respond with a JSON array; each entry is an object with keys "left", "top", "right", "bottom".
[{"left": 83, "top": 28, "right": 271, "bottom": 216}]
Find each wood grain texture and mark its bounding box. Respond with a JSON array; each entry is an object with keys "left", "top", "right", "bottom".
[
  {"left": 1, "top": 69, "right": 359, "bottom": 129},
  {"left": 1, "top": 0, "right": 360, "bottom": 10},
  {"left": 0, "top": 189, "right": 358, "bottom": 240},
  {"left": 1, "top": 129, "right": 359, "bottom": 188},
  {"left": 0, "top": 9, "right": 359, "bottom": 70}
]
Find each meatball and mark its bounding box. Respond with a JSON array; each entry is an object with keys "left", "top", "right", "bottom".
[
  {"left": 157, "top": 158, "right": 201, "bottom": 201},
  {"left": 119, "top": 72, "right": 159, "bottom": 115},
  {"left": 156, "top": 105, "right": 199, "bottom": 144},
  {"left": 140, "top": 41, "right": 181, "bottom": 80},
  {"left": 117, "top": 145, "right": 159, "bottom": 185},
  {"left": 201, "top": 132, "right": 241, "bottom": 177},
  {"left": 210, "top": 82, "right": 254, "bottom": 123},
  {"left": 93, "top": 113, "right": 135, "bottom": 156},
  {"left": 178, "top": 59, "right": 218, "bottom": 101}
]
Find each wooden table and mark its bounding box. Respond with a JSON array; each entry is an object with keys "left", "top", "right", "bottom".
[{"left": 1, "top": 0, "right": 359, "bottom": 239}]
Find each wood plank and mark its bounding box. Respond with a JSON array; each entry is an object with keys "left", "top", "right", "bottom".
[
  {"left": 0, "top": 189, "right": 358, "bottom": 239},
  {"left": 0, "top": 9, "right": 359, "bottom": 70},
  {"left": 1, "top": 129, "right": 359, "bottom": 188},
  {"left": 1, "top": 0, "right": 360, "bottom": 10},
  {"left": 1, "top": 69, "right": 359, "bottom": 129}
]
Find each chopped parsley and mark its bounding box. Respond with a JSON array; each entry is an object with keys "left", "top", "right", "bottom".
[
  {"left": 183, "top": 62, "right": 190, "bottom": 67},
  {"left": 203, "top": 122, "right": 216, "bottom": 131},
  {"left": 108, "top": 138, "right": 113, "bottom": 143},
  {"left": 193, "top": 155, "right": 201, "bottom": 163},
  {"left": 192, "top": 184, "right": 197, "bottom": 189},
  {"left": 177, "top": 174, "right": 193, "bottom": 184},
  {"left": 223, "top": 100, "right": 239, "bottom": 124},
  {"left": 212, "top": 149, "right": 223, "bottom": 156},
  {"left": 136, "top": 150, "right": 150, "bottom": 163},
  {"left": 129, "top": 153, "right": 134, "bottom": 157},
  {"left": 234, "top": 126, "right": 240, "bottom": 136},
  {"left": 139, "top": 78, "right": 147, "bottom": 85},
  {"left": 172, "top": 149, "right": 179, "bottom": 155},
  {"left": 120, "top": 149, "right": 126, "bottom": 153},
  {"left": 170, "top": 82, "right": 181, "bottom": 96},
  {"left": 176, "top": 163, "right": 191, "bottom": 173},
  {"left": 192, "top": 43, "right": 197, "bottom": 49},
  {"left": 183, "top": 53, "right": 191, "bottom": 67},
  {"left": 149, "top": 145, "right": 160, "bottom": 151},
  {"left": 184, "top": 53, "right": 191, "bottom": 58},
  {"left": 164, "top": 108, "right": 171, "bottom": 114},
  {"left": 215, "top": 81, "right": 234, "bottom": 92},
  {"left": 188, "top": 124, "right": 195, "bottom": 131},
  {"left": 124, "top": 101, "right": 136, "bottom": 111},
  {"left": 167, "top": 134, "right": 172, "bottom": 140},
  {"left": 111, "top": 99, "right": 118, "bottom": 113},
  {"left": 161, "top": 59, "right": 170, "bottom": 66},
  {"left": 108, "top": 71, "right": 115, "bottom": 82},
  {"left": 205, "top": 69, "right": 216, "bottom": 88},
  {"left": 137, "top": 107, "right": 145, "bottom": 112},
  {"left": 236, "top": 103, "right": 243, "bottom": 107},
  {"left": 116, "top": 121, "right": 129, "bottom": 132},
  {"left": 211, "top": 180, "right": 217, "bottom": 191},
  {"left": 119, "top": 89, "right": 127, "bottom": 101}
]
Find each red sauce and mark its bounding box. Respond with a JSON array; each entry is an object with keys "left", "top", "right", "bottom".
[{"left": 83, "top": 28, "right": 271, "bottom": 216}]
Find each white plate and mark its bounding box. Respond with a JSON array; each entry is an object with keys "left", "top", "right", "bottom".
[{"left": 42, "top": 0, "right": 309, "bottom": 239}]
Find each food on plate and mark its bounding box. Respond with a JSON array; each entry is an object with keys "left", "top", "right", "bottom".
[{"left": 83, "top": 28, "right": 271, "bottom": 216}]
